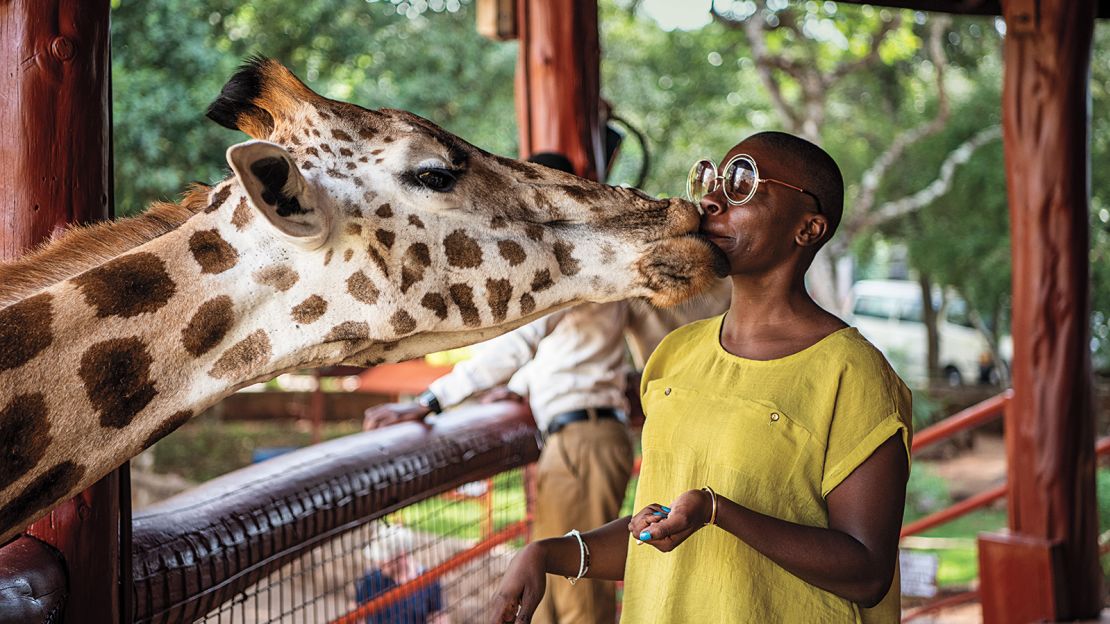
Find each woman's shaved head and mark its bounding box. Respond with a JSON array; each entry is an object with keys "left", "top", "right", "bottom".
[{"left": 745, "top": 131, "right": 844, "bottom": 245}]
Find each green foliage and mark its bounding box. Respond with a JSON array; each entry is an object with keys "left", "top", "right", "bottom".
[
  {"left": 111, "top": 0, "right": 515, "bottom": 216},
  {"left": 904, "top": 462, "right": 952, "bottom": 521}
]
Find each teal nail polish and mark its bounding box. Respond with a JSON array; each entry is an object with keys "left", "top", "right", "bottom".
[
  {"left": 639, "top": 530, "right": 652, "bottom": 541},
  {"left": 661, "top": 506, "right": 671, "bottom": 513},
  {"left": 652, "top": 511, "right": 667, "bottom": 516}
]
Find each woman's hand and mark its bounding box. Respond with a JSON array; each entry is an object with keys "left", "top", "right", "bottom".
[
  {"left": 628, "top": 489, "right": 712, "bottom": 552},
  {"left": 492, "top": 542, "right": 548, "bottom": 623}
]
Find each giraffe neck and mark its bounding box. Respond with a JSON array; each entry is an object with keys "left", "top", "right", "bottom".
[{"left": 0, "top": 185, "right": 356, "bottom": 542}]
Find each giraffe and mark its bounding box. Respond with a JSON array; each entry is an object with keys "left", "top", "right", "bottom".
[{"left": 0, "top": 58, "right": 727, "bottom": 545}]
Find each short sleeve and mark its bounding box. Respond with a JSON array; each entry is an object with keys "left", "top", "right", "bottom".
[{"left": 821, "top": 349, "right": 913, "bottom": 498}]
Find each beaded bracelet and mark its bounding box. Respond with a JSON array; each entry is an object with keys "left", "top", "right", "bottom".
[
  {"left": 701, "top": 486, "right": 718, "bottom": 526},
  {"left": 564, "top": 529, "right": 591, "bottom": 585}
]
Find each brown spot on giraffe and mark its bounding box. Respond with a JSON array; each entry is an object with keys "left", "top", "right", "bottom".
[
  {"left": 490, "top": 216, "right": 507, "bottom": 229},
  {"left": 553, "top": 241, "right": 582, "bottom": 276},
  {"left": 531, "top": 268, "right": 554, "bottom": 292},
  {"left": 408, "top": 215, "right": 425, "bottom": 229},
  {"left": 320, "top": 143, "right": 333, "bottom": 155},
  {"left": 525, "top": 224, "right": 544, "bottom": 242},
  {"left": 449, "top": 284, "right": 481, "bottom": 327},
  {"left": 189, "top": 229, "right": 239, "bottom": 274},
  {"left": 73, "top": 253, "right": 177, "bottom": 319},
  {"left": 292, "top": 295, "right": 328, "bottom": 324},
  {"left": 344, "top": 249, "right": 354, "bottom": 262},
  {"left": 371, "top": 148, "right": 384, "bottom": 155},
  {"left": 0, "top": 292, "right": 53, "bottom": 372},
  {"left": 231, "top": 197, "right": 253, "bottom": 230},
  {"left": 444, "top": 230, "right": 483, "bottom": 269},
  {"left": 209, "top": 330, "right": 271, "bottom": 380},
  {"left": 497, "top": 240, "right": 527, "bottom": 267},
  {"left": 486, "top": 279, "right": 512, "bottom": 323},
  {"left": 0, "top": 394, "right": 51, "bottom": 490},
  {"left": 181, "top": 296, "right": 235, "bottom": 357},
  {"left": 141, "top": 410, "right": 193, "bottom": 451},
  {"left": 340, "top": 147, "right": 353, "bottom": 157},
  {"left": 301, "top": 160, "right": 315, "bottom": 170},
  {"left": 358, "top": 127, "right": 375, "bottom": 140},
  {"left": 305, "top": 146, "right": 320, "bottom": 158},
  {"left": 401, "top": 242, "right": 432, "bottom": 294},
  {"left": 326, "top": 168, "right": 348, "bottom": 179},
  {"left": 324, "top": 249, "right": 334, "bottom": 266},
  {"left": 345, "top": 162, "right": 357, "bottom": 171},
  {"left": 253, "top": 264, "right": 299, "bottom": 292},
  {"left": 390, "top": 310, "right": 417, "bottom": 336},
  {"left": 367, "top": 244, "right": 390, "bottom": 278},
  {"left": 421, "top": 292, "right": 448, "bottom": 320},
  {"left": 375, "top": 229, "right": 396, "bottom": 250},
  {"left": 79, "top": 337, "right": 159, "bottom": 428},
  {"left": 204, "top": 185, "right": 232, "bottom": 213},
  {"left": 331, "top": 128, "right": 353, "bottom": 142},
  {"left": 325, "top": 321, "right": 370, "bottom": 342},
  {"left": 520, "top": 293, "right": 536, "bottom": 316},
  {"left": 347, "top": 271, "right": 380, "bottom": 305},
  {"left": 375, "top": 204, "right": 393, "bottom": 218},
  {"left": 0, "top": 461, "right": 85, "bottom": 536},
  {"left": 345, "top": 223, "right": 363, "bottom": 237}
]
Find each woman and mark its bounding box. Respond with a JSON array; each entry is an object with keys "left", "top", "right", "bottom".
[{"left": 493, "top": 132, "right": 911, "bottom": 623}]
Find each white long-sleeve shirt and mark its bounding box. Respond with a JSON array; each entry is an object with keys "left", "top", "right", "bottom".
[{"left": 428, "top": 281, "right": 731, "bottom": 430}]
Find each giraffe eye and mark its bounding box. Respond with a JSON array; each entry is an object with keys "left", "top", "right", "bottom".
[{"left": 415, "top": 167, "right": 457, "bottom": 193}]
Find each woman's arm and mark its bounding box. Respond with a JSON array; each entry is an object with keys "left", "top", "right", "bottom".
[
  {"left": 492, "top": 516, "right": 631, "bottom": 623},
  {"left": 637, "top": 434, "right": 908, "bottom": 607}
]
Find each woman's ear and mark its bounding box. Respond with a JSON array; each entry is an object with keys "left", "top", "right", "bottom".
[{"left": 795, "top": 214, "right": 829, "bottom": 249}]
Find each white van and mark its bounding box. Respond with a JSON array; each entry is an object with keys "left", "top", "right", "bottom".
[{"left": 845, "top": 279, "right": 994, "bottom": 388}]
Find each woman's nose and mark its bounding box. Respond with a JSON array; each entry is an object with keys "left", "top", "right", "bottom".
[{"left": 701, "top": 194, "right": 726, "bottom": 216}]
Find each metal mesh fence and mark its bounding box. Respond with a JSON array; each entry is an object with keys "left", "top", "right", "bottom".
[{"left": 198, "top": 467, "right": 530, "bottom": 624}]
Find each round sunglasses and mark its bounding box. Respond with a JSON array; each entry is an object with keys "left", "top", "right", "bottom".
[{"left": 687, "top": 154, "right": 822, "bottom": 214}]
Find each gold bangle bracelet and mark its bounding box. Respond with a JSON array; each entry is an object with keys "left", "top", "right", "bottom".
[{"left": 702, "top": 486, "right": 718, "bottom": 526}]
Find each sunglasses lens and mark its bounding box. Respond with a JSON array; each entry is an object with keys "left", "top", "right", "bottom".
[
  {"left": 687, "top": 160, "right": 716, "bottom": 201},
  {"left": 725, "top": 158, "right": 757, "bottom": 203}
]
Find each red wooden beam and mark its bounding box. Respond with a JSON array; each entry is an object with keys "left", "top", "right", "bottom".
[
  {"left": 514, "top": 0, "right": 604, "bottom": 180},
  {"left": 911, "top": 391, "right": 1010, "bottom": 454},
  {"left": 0, "top": 2, "right": 123, "bottom": 623},
  {"left": 979, "top": 1, "right": 1102, "bottom": 621}
]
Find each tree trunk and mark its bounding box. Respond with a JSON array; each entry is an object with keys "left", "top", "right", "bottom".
[{"left": 918, "top": 273, "right": 940, "bottom": 383}]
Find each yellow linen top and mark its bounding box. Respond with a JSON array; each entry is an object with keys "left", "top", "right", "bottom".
[{"left": 621, "top": 316, "right": 912, "bottom": 624}]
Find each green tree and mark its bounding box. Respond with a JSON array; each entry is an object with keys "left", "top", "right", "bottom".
[{"left": 111, "top": 0, "right": 516, "bottom": 216}]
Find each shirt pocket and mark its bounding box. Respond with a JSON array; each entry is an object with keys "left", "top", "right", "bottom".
[{"left": 643, "top": 378, "right": 816, "bottom": 517}]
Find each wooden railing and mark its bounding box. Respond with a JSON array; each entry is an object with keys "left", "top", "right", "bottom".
[{"left": 900, "top": 390, "right": 1110, "bottom": 622}]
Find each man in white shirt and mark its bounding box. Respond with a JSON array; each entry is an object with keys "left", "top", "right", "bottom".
[{"left": 363, "top": 153, "right": 729, "bottom": 623}]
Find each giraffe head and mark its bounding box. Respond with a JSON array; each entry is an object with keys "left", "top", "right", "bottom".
[{"left": 205, "top": 58, "right": 727, "bottom": 365}]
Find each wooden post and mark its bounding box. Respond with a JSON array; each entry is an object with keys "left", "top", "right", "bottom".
[
  {"left": 514, "top": 0, "right": 604, "bottom": 181},
  {"left": 0, "top": 2, "right": 123, "bottom": 623},
  {"left": 978, "top": 1, "right": 1102, "bottom": 621}
]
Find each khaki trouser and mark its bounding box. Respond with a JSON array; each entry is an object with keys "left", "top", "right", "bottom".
[{"left": 532, "top": 418, "right": 634, "bottom": 624}]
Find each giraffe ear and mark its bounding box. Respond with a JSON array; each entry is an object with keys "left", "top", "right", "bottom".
[{"left": 227, "top": 140, "right": 332, "bottom": 249}]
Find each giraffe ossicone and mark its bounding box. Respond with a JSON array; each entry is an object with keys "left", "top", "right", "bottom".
[{"left": 0, "top": 57, "right": 727, "bottom": 544}]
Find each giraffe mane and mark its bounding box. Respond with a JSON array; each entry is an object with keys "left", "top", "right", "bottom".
[{"left": 0, "top": 185, "right": 210, "bottom": 308}]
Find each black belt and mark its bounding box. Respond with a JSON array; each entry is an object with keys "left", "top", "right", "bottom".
[{"left": 545, "top": 407, "right": 624, "bottom": 437}]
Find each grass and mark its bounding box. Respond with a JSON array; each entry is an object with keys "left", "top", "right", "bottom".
[
  {"left": 390, "top": 470, "right": 529, "bottom": 543},
  {"left": 908, "top": 508, "right": 1009, "bottom": 587}
]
